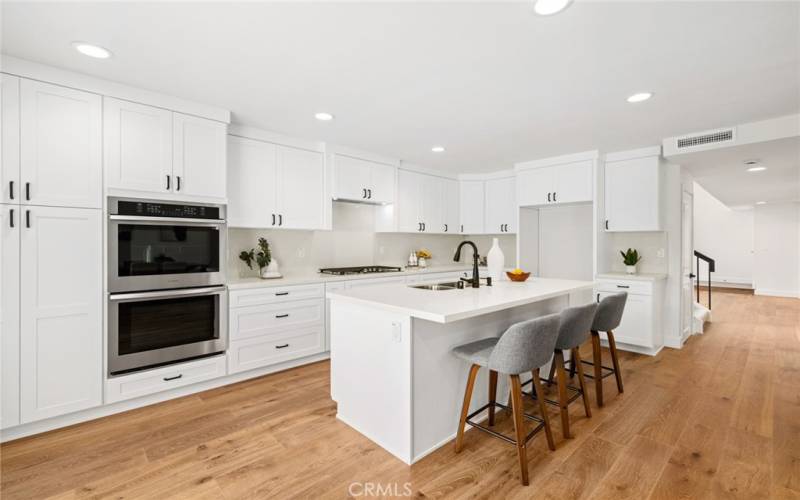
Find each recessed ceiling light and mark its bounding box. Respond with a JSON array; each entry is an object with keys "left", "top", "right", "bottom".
[
  {"left": 626, "top": 92, "right": 653, "bottom": 103},
  {"left": 431, "top": 146, "right": 446, "bottom": 153},
  {"left": 755, "top": 201, "right": 766, "bottom": 205},
  {"left": 314, "top": 112, "right": 334, "bottom": 121},
  {"left": 533, "top": 0, "right": 572, "bottom": 16},
  {"left": 72, "top": 42, "right": 112, "bottom": 59},
  {"left": 747, "top": 166, "right": 767, "bottom": 172}
]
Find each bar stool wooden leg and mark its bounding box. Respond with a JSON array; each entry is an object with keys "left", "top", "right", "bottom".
[
  {"left": 509, "top": 374, "right": 529, "bottom": 486},
  {"left": 554, "top": 350, "right": 571, "bottom": 439},
  {"left": 591, "top": 331, "right": 604, "bottom": 407},
  {"left": 530, "top": 368, "right": 556, "bottom": 451},
  {"left": 488, "top": 369, "right": 498, "bottom": 426},
  {"left": 455, "top": 364, "right": 480, "bottom": 453},
  {"left": 607, "top": 330, "right": 624, "bottom": 394},
  {"left": 572, "top": 347, "right": 592, "bottom": 418},
  {"left": 568, "top": 350, "right": 577, "bottom": 380},
  {"left": 546, "top": 357, "right": 556, "bottom": 387}
]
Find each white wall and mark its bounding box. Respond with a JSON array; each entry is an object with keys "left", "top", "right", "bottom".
[
  {"left": 602, "top": 232, "right": 669, "bottom": 274},
  {"left": 692, "top": 182, "right": 754, "bottom": 285},
  {"left": 753, "top": 202, "right": 800, "bottom": 297}
]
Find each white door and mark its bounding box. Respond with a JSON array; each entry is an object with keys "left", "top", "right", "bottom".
[
  {"left": 333, "top": 155, "right": 372, "bottom": 201},
  {"left": 442, "top": 178, "right": 459, "bottom": 234},
  {"left": 20, "top": 79, "right": 102, "bottom": 209},
  {"left": 20, "top": 206, "right": 102, "bottom": 423},
  {"left": 104, "top": 98, "right": 173, "bottom": 195},
  {"left": 459, "top": 180, "right": 484, "bottom": 234},
  {"left": 420, "top": 175, "right": 443, "bottom": 233},
  {"left": 516, "top": 167, "right": 553, "bottom": 207},
  {"left": 397, "top": 169, "right": 423, "bottom": 233},
  {"left": 369, "top": 162, "right": 396, "bottom": 204},
  {"left": 173, "top": 113, "right": 227, "bottom": 199},
  {"left": 1, "top": 75, "right": 20, "bottom": 204},
  {"left": 1, "top": 205, "right": 20, "bottom": 428},
  {"left": 598, "top": 291, "right": 653, "bottom": 348},
  {"left": 682, "top": 190, "right": 694, "bottom": 340},
  {"left": 554, "top": 160, "right": 593, "bottom": 204},
  {"left": 226, "top": 136, "right": 277, "bottom": 228},
  {"left": 485, "top": 177, "right": 515, "bottom": 233},
  {"left": 276, "top": 145, "right": 325, "bottom": 229}
]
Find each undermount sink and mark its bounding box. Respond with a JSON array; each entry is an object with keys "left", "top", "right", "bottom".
[{"left": 410, "top": 281, "right": 463, "bottom": 291}]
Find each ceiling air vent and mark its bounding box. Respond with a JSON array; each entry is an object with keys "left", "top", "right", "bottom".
[{"left": 676, "top": 128, "right": 735, "bottom": 150}]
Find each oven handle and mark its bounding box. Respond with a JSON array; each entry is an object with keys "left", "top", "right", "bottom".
[
  {"left": 109, "top": 286, "right": 226, "bottom": 301},
  {"left": 109, "top": 215, "right": 226, "bottom": 225}
]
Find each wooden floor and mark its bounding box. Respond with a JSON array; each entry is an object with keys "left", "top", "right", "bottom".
[{"left": 1, "top": 291, "right": 798, "bottom": 499}]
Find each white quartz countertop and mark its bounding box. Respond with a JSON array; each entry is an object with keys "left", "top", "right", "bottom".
[
  {"left": 596, "top": 272, "right": 667, "bottom": 282},
  {"left": 327, "top": 277, "right": 595, "bottom": 323},
  {"left": 227, "top": 264, "right": 479, "bottom": 290}
]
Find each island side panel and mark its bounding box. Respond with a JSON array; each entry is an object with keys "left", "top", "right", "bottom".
[
  {"left": 411, "top": 296, "right": 567, "bottom": 462},
  {"left": 329, "top": 298, "right": 414, "bottom": 464}
]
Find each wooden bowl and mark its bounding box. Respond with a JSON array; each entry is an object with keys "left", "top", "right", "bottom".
[{"left": 506, "top": 271, "right": 531, "bottom": 282}]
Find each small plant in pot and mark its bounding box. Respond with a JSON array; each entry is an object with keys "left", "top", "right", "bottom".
[
  {"left": 239, "top": 237, "right": 272, "bottom": 278},
  {"left": 621, "top": 248, "right": 642, "bottom": 275}
]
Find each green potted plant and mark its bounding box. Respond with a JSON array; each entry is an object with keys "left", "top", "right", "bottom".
[
  {"left": 239, "top": 237, "right": 275, "bottom": 279},
  {"left": 620, "top": 248, "right": 642, "bottom": 275}
]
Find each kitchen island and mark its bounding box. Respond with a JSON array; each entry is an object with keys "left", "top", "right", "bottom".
[{"left": 328, "top": 277, "right": 594, "bottom": 464}]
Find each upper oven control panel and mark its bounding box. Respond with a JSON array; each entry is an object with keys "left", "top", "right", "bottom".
[{"left": 116, "top": 200, "right": 221, "bottom": 220}]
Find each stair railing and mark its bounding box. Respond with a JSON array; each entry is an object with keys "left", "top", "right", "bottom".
[{"left": 694, "top": 250, "right": 715, "bottom": 309}]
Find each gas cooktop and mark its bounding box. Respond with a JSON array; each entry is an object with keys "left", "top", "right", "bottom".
[{"left": 319, "top": 266, "right": 403, "bottom": 276}]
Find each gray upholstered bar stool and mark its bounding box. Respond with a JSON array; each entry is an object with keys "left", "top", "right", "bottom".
[
  {"left": 527, "top": 303, "right": 597, "bottom": 439},
  {"left": 452, "top": 314, "right": 561, "bottom": 486},
  {"left": 569, "top": 292, "right": 628, "bottom": 407}
]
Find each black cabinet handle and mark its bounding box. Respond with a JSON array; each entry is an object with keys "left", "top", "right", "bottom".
[
  {"left": 278, "top": 214, "right": 283, "bottom": 226},
  {"left": 25, "top": 210, "right": 30, "bottom": 228},
  {"left": 444, "top": 224, "right": 448, "bottom": 232},
  {"left": 9, "top": 181, "right": 13, "bottom": 200},
  {"left": 25, "top": 182, "right": 30, "bottom": 201},
  {"left": 367, "top": 189, "right": 372, "bottom": 199},
  {"left": 547, "top": 192, "right": 551, "bottom": 202},
  {"left": 553, "top": 192, "right": 556, "bottom": 202},
  {"left": 605, "top": 220, "right": 609, "bottom": 230},
  {"left": 275, "top": 313, "right": 289, "bottom": 318},
  {"left": 176, "top": 176, "right": 181, "bottom": 191},
  {"left": 272, "top": 213, "right": 276, "bottom": 226},
  {"left": 422, "top": 222, "right": 426, "bottom": 232},
  {"left": 275, "top": 344, "right": 289, "bottom": 349},
  {"left": 9, "top": 208, "right": 14, "bottom": 228},
  {"left": 461, "top": 224, "right": 464, "bottom": 233},
  {"left": 166, "top": 175, "right": 171, "bottom": 191},
  {"left": 597, "top": 293, "right": 600, "bottom": 303},
  {"left": 616, "top": 285, "right": 630, "bottom": 289},
  {"left": 418, "top": 222, "right": 422, "bottom": 232},
  {"left": 362, "top": 188, "right": 367, "bottom": 199},
  {"left": 275, "top": 291, "right": 289, "bottom": 296},
  {"left": 163, "top": 374, "right": 183, "bottom": 381}
]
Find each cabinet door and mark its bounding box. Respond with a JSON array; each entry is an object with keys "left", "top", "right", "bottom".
[
  {"left": 516, "top": 167, "right": 553, "bottom": 207},
  {"left": 459, "top": 180, "right": 484, "bottom": 234},
  {"left": 420, "top": 175, "right": 443, "bottom": 233},
  {"left": 104, "top": 98, "right": 173, "bottom": 195},
  {"left": 173, "top": 113, "right": 227, "bottom": 199},
  {"left": 605, "top": 157, "right": 660, "bottom": 231},
  {"left": 20, "top": 206, "right": 102, "bottom": 423},
  {"left": 396, "top": 169, "right": 422, "bottom": 233},
  {"left": 227, "top": 136, "right": 277, "bottom": 228},
  {"left": 1, "top": 75, "right": 20, "bottom": 204},
  {"left": 442, "top": 178, "right": 459, "bottom": 234},
  {"left": 598, "top": 291, "right": 653, "bottom": 348},
  {"left": 369, "top": 162, "right": 396, "bottom": 204},
  {"left": 333, "top": 155, "right": 372, "bottom": 201},
  {"left": 485, "top": 177, "right": 515, "bottom": 233},
  {"left": 276, "top": 145, "right": 325, "bottom": 230},
  {"left": 20, "top": 79, "right": 101, "bottom": 208},
  {"left": 1, "top": 205, "right": 20, "bottom": 428},
  {"left": 554, "top": 160, "right": 592, "bottom": 204}
]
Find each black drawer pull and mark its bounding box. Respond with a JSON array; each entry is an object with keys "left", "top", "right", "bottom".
[
  {"left": 275, "top": 313, "right": 289, "bottom": 318},
  {"left": 275, "top": 292, "right": 289, "bottom": 296},
  {"left": 25, "top": 182, "right": 30, "bottom": 201},
  {"left": 9, "top": 181, "right": 13, "bottom": 200},
  {"left": 163, "top": 374, "right": 183, "bottom": 381},
  {"left": 616, "top": 285, "right": 630, "bottom": 289},
  {"left": 275, "top": 344, "right": 289, "bottom": 349},
  {"left": 9, "top": 209, "right": 14, "bottom": 228}
]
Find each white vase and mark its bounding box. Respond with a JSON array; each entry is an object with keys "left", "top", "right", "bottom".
[
  {"left": 487, "top": 238, "right": 505, "bottom": 281},
  {"left": 626, "top": 264, "right": 637, "bottom": 275}
]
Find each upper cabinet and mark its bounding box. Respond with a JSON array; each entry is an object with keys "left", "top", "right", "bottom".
[
  {"left": 332, "top": 154, "right": 396, "bottom": 204},
  {"left": 227, "top": 135, "right": 325, "bottom": 230},
  {"left": 484, "top": 176, "right": 516, "bottom": 234},
  {"left": 442, "top": 178, "right": 459, "bottom": 234},
  {"left": 604, "top": 148, "right": 663, "bottom": 232},
  {"left": 459, "top": 180, "right": 485, "bottom": 234},
  {"left": 395, "top": 169, "right": 457, "bottom": 233},
  {"left": 10, "top": 79, "right": 102, "bottom": 209},
  {"left": 104, "top": 98, "right": 227, "bottom": 201},
  {"left": 516, "top": 158, "right": 593, "bottom": 207}
]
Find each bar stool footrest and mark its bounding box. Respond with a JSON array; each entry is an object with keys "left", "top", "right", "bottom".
[
  {"left": 521, "top": 377, "right": 583, "bottom": 406},
  {"left": 465, "top": 402, "right": 545, "bottom": 446},
  {"left": 567, "top": 359, "right": 616, "bottom": 380}
]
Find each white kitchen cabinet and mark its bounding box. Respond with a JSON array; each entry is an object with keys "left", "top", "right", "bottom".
[
  {"left": 20, "top": 206, "right": 102, "bottom": 423},
  {"left": 442, "top": 178, "right": 459, "bottom": 234},
  {"left": 516, "top": 160, "right": 592, "bottom": 207},
  {"left": 20, "top": 79, "right": 102, "bottom": 209},
  {"left": 421, "top": 176, "right": 444, "bottom": 234},
  {"left": 484, "top": 176, "right": 516, "bottom": 234},
  {"left": 459, "top": 180, "right": 485, "bottom": 234},
  {"left": 333, "top": 154, "right": 396, "bottom": 204},
  {"left": 516, "top": 166, "right": 553, "bottom": 207},
  {"left": 1, "top": 75, "right": 20, "bottom": 204},
  {"left": 604, "top": 151, "right": 663, "bottom": 232},
  {"left": 397, "top": 169, "right": 423, "bottom": 232},
  {"left": 104, "top": 97, "right": 173, "bottom": 195},
  {"left": 173, "top": 113, "right": 227, "bottom": 199},
  {"left": 396, "top": 170, "right": 452, "bottom": 233},
  {"left": 1, "top": 205, "right": 20, "bottom": 428},
  {"left": 227, "top": 136, "right": 325, "bottom": 230},
  {"left": 596, "top": 277, "right": 664, "bottom": 352}
]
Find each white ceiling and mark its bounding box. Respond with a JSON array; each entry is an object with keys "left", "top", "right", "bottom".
[
  {"left": 678, "top": 136, "right": 800, "bottom": 208},
  {"left": 2, "top": 1, "right": 799, "bottom": 174}
]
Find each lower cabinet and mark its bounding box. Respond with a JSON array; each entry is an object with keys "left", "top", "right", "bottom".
[
  {"left": 106, "top": 355, "right": 226, "bottom": 404},
  {"left": 596, "top": 278, "right": 663, "bottom": 351}
]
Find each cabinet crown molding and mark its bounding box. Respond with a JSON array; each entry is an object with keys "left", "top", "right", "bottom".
[
  {"left": 514, "top": 150, "right": 599, "bottom": 171},
  {"left": 228, "top": 124, "right": 325, "bottom": 153},
  {"left": 604, "top": 146, "right": 662, "bottom": 163},
  {"left": 458, "top": 169, "right": 514, "bottom": 181}
]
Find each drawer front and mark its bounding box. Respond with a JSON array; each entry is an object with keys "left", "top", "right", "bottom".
[
  {"left": 230, "top": 283, "right": 324, "bottom": 308},
  {"left": 105, "top": 355, "right": 226, "bottom": 404},
  {"left": 228, "top": 326, "right": 325, "bottom": 374},
  {"left": 596, "top": 280, "right": 652, "bottom": 296},
  {"left": 230, "top": 298, "right": 324, "bottom": 341}
]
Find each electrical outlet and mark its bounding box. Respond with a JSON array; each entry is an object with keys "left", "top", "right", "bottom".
[{"left": 657, "top": 248, "right": 665, "bottom": 258}]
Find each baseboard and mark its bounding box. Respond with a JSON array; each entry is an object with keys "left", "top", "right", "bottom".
[
  {"left": 1, "top": 351, "right": 330, "bottom": 443},
  {"left": 755, "top": 289, "right": 800, "bottom": 298},
  {"left": 663, "top": 335, "right": 685, "bottom": 349},
  {"left": 600, "top": 339, "right": 663, "bottom": 356}
]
